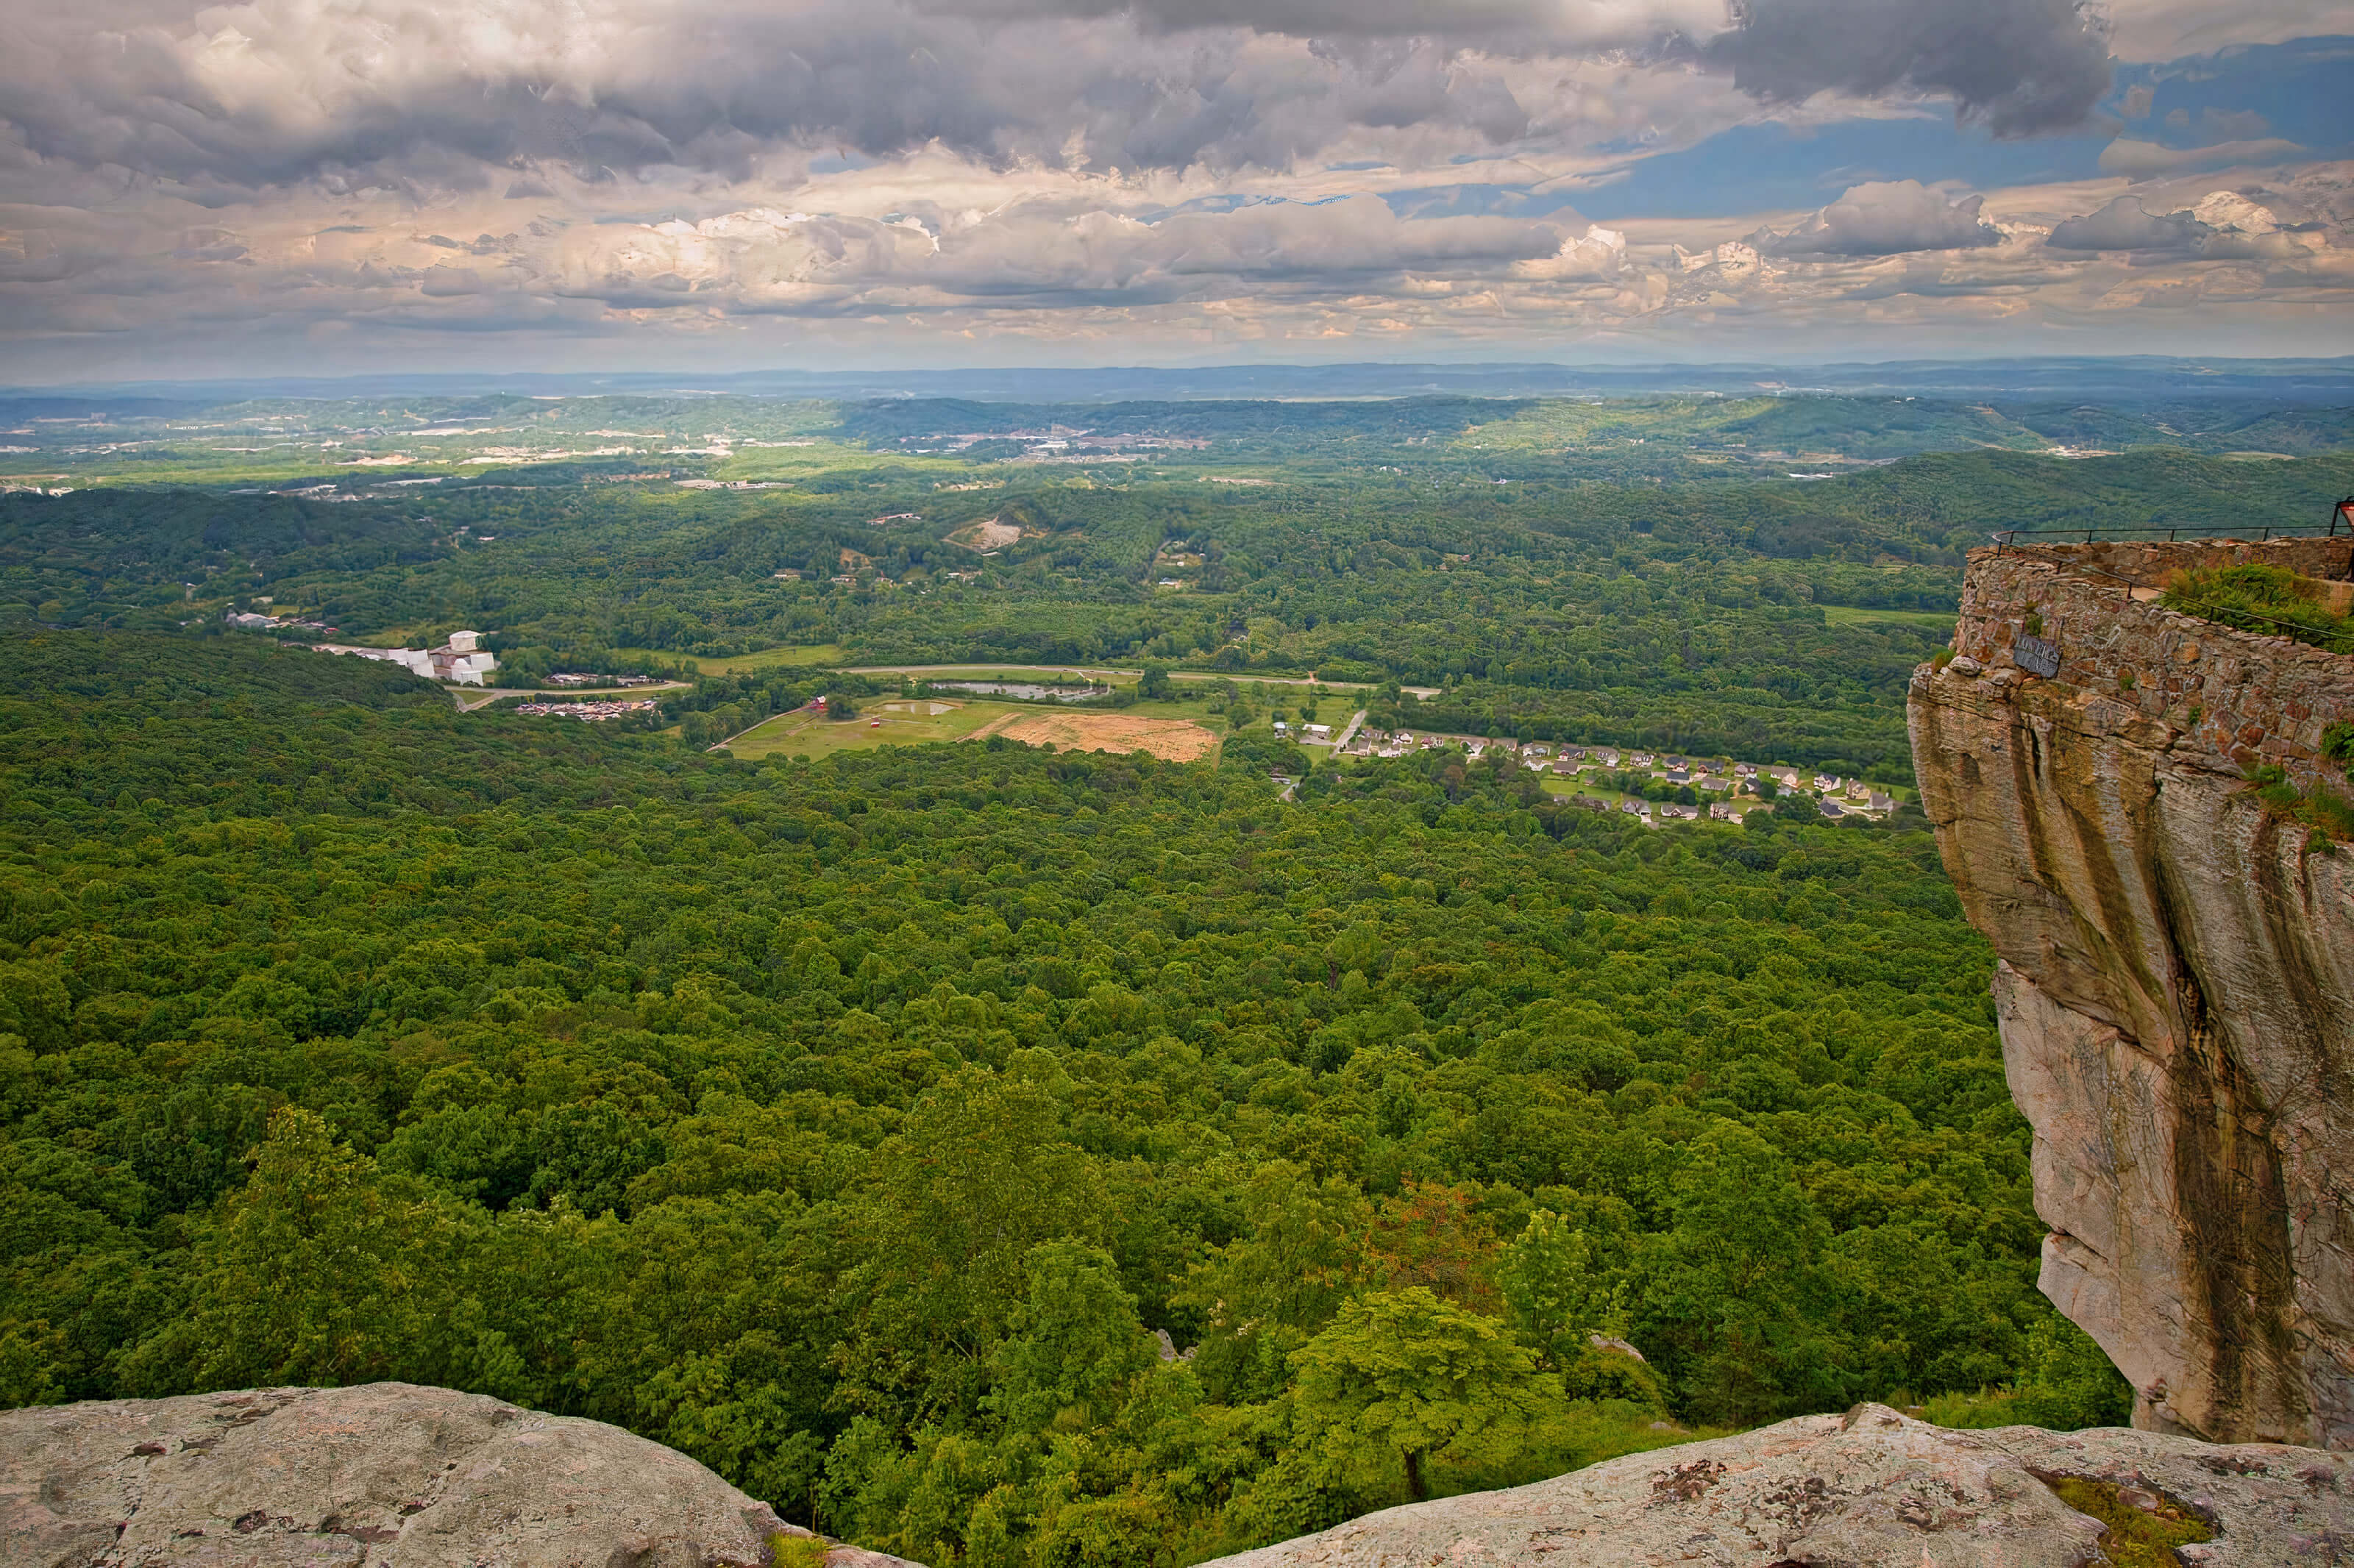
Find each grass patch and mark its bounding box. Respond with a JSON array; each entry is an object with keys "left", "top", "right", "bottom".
[
  {"left": 1819, "top": 605, "right": 1959, "bottom": 628},
  {"left": 721, "top": 698, "right": 1025, "bottom": 760},
  {"left": 683, "top": 644, "right": 847, "bottom": 674},
  {"left": 769, "top": 1533, "right": 831, "bottom": 1568},
  {"left": 2045, "top": 1478, "right": 2213, "bottom": 1567}
]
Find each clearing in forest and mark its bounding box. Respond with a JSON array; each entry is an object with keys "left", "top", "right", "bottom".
[
  {"left": 945, "top": 516, "right": 1024, "bottom": 549},
  {"left": 978, "top": 710, "right": 1217, "bottom": 762},
  {"left": 723, "top": 699, "right": 1020, "bottom": 759}
]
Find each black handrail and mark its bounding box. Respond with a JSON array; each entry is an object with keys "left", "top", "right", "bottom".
[{"left": 1990, "top": 497, "right": 2353, "bottom": 554}]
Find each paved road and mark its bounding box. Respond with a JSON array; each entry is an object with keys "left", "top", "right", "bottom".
[
  {"left": 453, "top": 682, "right": 688, "bottom": 712},
  {"left": 1329, "top": 708, "right": 1370, "bottom": 751}
]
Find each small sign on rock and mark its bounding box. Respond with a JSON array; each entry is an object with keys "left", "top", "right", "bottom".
[{"left": 2012, "top": 635, "right": 2061, "bottom": 679}]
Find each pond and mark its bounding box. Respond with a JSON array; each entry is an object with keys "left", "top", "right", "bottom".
[{"left": 928, "top": 680, "right": 1109, "bottom": 702}]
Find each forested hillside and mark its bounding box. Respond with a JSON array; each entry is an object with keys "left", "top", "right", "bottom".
[
  {"left": 9, "top": 448, "right": 2350, "bottom": 780},
  {"left": 0, "top": 631, "right": 2123, "bottom": 1564}
]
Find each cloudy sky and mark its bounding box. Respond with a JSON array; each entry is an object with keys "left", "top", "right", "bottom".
[{"left": 1, "top": 0, "right": 2349, "bottom": 379}]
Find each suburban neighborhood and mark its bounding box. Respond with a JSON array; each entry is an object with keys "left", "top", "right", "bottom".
[{"left": 1327, "top": 727, "right": 1900, "bottom": 826}]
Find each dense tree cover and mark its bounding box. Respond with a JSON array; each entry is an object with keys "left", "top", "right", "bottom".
[{"left": 1, "top": 630, "right": 2125, "bottom": 1565}]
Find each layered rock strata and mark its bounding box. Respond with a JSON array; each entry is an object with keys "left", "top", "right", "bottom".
[
  {"left": 1198, "top": 1401, "right": 2354, "bottom": 1567},
  {"left": 1907, "top": 535, "right": 2354, "bottom": 1447},
  {"left": 0, "top": 1381, "right": 916, "bottom": 1568}
]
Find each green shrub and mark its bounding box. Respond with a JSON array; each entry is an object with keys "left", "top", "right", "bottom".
[
  {"left": 1923, "top": 1386, "right": 2019, "bottom": 1429},
  {"left": 1926, "top": 1315, "right": 2130, "bottom": 1433},
  {"left": 2249, "top": 763, "right": 2354, "bottom": 844},
  {"left": 2324, "top": 720, "right": 2354, "bottom": 774},
  {"left": 2159, "top": 565, "right": 2354, "bottom": 654}
]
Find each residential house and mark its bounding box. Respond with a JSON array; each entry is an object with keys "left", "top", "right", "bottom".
[
  {"left": 1814, "top": 773, "right": 1841, "bottom": 793},
  {"left": 1709, "top": 802, "right": 1743, "bottom": 822}
]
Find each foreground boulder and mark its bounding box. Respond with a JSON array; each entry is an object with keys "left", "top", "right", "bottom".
[
  {"left": 1200, "top": 1403, "right": 2354, "bottom": 1567},
  {"left": 0, "top": 1382, "right": 917, "bottom": 1567}
]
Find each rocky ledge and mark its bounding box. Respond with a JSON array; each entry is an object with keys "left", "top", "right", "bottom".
[
  {"left": 1908, "top": 535, "right": 2354, "bottom": 1447},
  {"left": 0, "top": 1382, "right": 917, "bottom": 1568},
  {"left": 1198, "top": 1402, "right": 2354, "bottom": 1567}
]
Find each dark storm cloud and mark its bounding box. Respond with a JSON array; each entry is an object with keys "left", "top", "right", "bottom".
[
  {"left": 1708, "top": 0, "right": 2113, "bottom": 135},
  {"left": 0, "top": 0, "right": 2125, "bottom": 198},
  {"left": 0, "top": 1, "right": 1582, "bottom": 190}
]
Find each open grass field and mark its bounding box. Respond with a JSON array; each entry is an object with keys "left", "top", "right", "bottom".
[
  {"left": 975, "top": 708, "right": 1220, "bottom": 762},
  {"left": 721, "top": 697, "right": 1020, "bottom": 760},
  {"left": 686, "top": 644, "right": 848, "bottom": 674},
  {"left": 1820, "top": 605, "right": 1958, "bottom": 629},
  {"left": 722, "top": 694, "right": 1224, "bottom": 763}
]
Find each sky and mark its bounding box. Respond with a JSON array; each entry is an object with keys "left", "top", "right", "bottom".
[{"left": 1, "top": 0, "right": 2350, "bottom": 381}]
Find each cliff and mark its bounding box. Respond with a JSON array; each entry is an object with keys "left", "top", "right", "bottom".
[
  {"left": 0, "top": 1382, "right": 920, "bottom": 1568},
  {"left": 1907, "top": 535, "right": 2354, "bottom": 1448},
  {"left": 1196, "top": 1401, "right": 2354, "bottom": 1567}
]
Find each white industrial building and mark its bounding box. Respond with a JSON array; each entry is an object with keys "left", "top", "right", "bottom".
[{"left": 317, "top": 628, "right": 498, "bottom": 685}]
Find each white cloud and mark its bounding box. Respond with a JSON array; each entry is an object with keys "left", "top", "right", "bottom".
[
  {"left": 1752, "top": 180, "right": 2004, "bottom": 257},
  {"left": 2046, "top": 196, "right": 2209, "bottom": 251},
  {"left": 2, "top": 0, "right": 2351, "bottom": 374}
]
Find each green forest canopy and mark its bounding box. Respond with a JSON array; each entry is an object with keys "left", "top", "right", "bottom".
[{"left": 0, "top": 629, "right": 2128, "bottom": 1566}]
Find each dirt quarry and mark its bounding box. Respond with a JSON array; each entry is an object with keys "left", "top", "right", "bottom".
[
  {"left": 972, "top": 709, "right": 1217, "bottom": 762},
  {"left": 946, "top": 516, "right": 1024, "bottom": 549}
]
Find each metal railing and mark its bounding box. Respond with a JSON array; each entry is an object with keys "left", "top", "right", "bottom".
[
  {"left": 1983, "top": 496, "right": 2354, "bottom": 646},
  {"left": 1990, "top": 496, "right": 2353, "bottom": 554}
]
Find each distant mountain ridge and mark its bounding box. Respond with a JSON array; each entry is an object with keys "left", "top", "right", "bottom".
[{"left": 10, "top": 355, "right": 2354, "bottom": 407}]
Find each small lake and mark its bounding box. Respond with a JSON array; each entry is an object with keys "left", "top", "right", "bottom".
[{"left": 929, "top": 680, "right": 1109, "bottom": 702}]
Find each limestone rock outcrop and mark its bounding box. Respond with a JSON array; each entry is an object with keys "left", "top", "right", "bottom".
[
  {"left": 1907, "top": 535, "right": 2354, "bottom": 1447},
  {"left": 1197, "top": 1402, "right": 2354, "bottom": 1567},
  {"left": 0, "top": 1382, "right": 919, "bottom": 1568}
]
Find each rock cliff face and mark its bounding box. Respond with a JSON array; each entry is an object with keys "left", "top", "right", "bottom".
[
  {"left": 1196, "top": 1402, "right": 2354, "bottom": 1567},
  {"left": 0, "top": 1382, "right": 918, "bottom": 1568},
  {"left": 1907, "top": 536, "right": 2354, "bottom": 1447}
]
